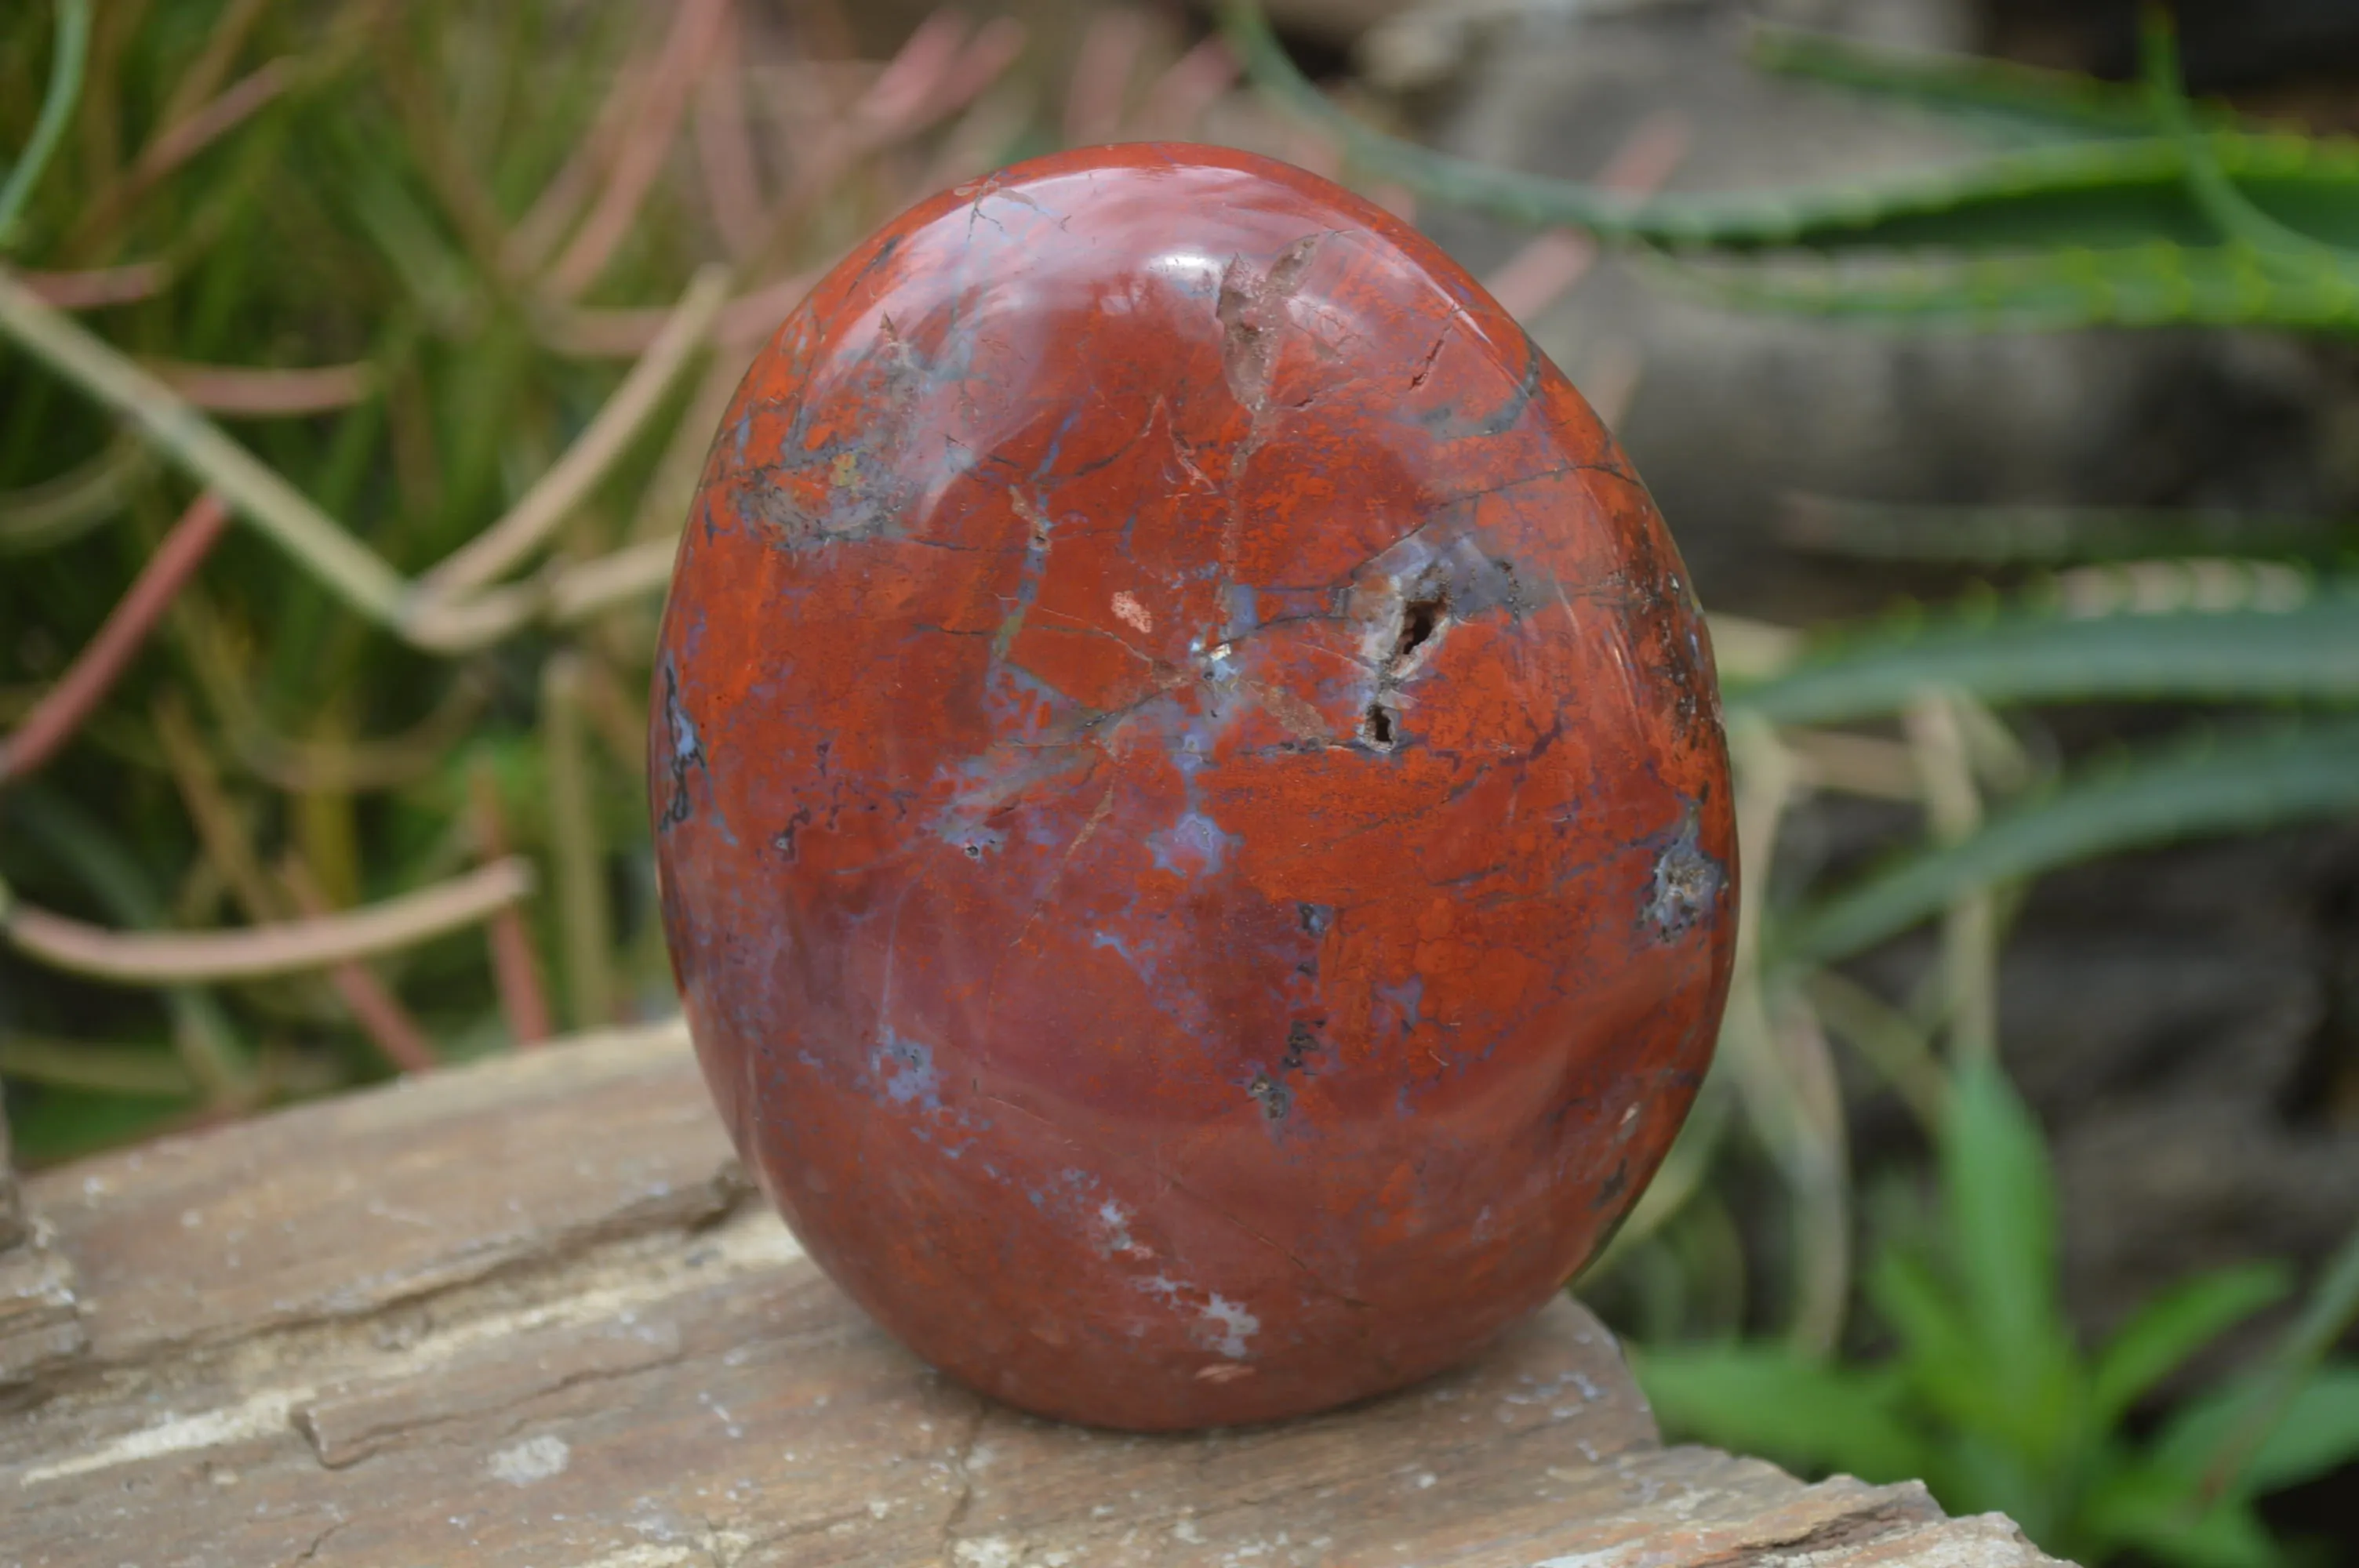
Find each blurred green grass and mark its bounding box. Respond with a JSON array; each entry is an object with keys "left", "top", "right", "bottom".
[{"left": 0, "top": 0, "right": 1106, "bottom": 1160}]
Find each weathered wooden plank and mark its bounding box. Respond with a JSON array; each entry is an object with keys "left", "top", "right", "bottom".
[{"left": 2, "top": 1023, "right": 2066, "bottom": 1568}]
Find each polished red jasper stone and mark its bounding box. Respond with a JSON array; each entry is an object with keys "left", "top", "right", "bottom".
[{"left": 652, "top": 143, "right": 1735, "bottom": 1430}]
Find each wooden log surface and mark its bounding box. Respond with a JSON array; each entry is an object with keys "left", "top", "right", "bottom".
[{"left": 2, "top": 1023, "right": 2066, "bottom": 1567}]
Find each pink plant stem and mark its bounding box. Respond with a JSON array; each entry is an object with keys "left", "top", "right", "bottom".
[
  {"left": 471, "top": 765, "right": 554, "bottom": 1048},
  {"left": 694, "top": 7, "right": 768, "bottom": 260},
  {"left": 0, "top": 492, "right": 231, "bottom": 782},
  {"left": 851, "top": 12, "right": 970, "bottom": 138},
  {"left": 510, "top": 60, "right": 650, "bottom": 274},
  {"left": 19, "top": 263, "right": 169, "bottom": 309},
  {"left": 2, "top": 858, "right": 536, "bottom": 985},
  {"left": 1481, "top": 111, "right": 1691, "bottom": 321},
  {"left": 548, "top": 269, "right": 815, "bottom": 358},
  {"left": 549, "top": 0, "right": 736, "bottom": 299},
  {"left": 282, "top": 861, "right": 440, "bottom": 1075},
  {"left": 1065, "top": 9, "right": 1150, "bottom": 147},
  {"left": 1132, "top": 36, "right": 1238, "bottom": 140},
  {"left": 930, "top": 20, "right": 1028, "bottom": 121},
  {"left": 137, "top": 60, "right": 292, "bottom": 186},
  {"left": 147, "top": 359, "right": 373, "bottom": 416}
]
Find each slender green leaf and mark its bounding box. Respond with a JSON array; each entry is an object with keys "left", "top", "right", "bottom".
[
  {"left": 2159, "top": 1363, "right": 2359, "bottom": 1497},
  {"left": 2143, "top": 13, "right": 2359, "bottom": 273},
  {"left": 1866, "top": 1250, "right": 2019, "bottom": 1438},
  {"left": 1776, "top": 719, "right": 2359, "bottom": 967},
  {"left": 2081, "top": 1464, "right": 2288, "bottom": 1568},
  {"left": 0, "top": 0, "right": 92, "bottom": 248},
  {"left": 1940, "top": 1059, "right": 2075, "bottom": 1431},
  {"left": 2092, "top": 1263, "right": 2293, "bottom": 1427},
  {"left": 1776, "top": 494, "right": 2349, "bottom": 567},
  {"left": 2236, "top": 1366, "right": 2359, "bottom": 1496},
  {"left": 2190, "top": 1219, "right": 2359, "bottom": 1499},
  {"left": 1655, "top": 241, "right": 2359, "bottom": 334},
  {"left": 1224, "top": 0, "right": 2359, "bottom": 256},
  {"left": 1631, "top": 1343, "right": 1929, "bottom": 1483},
  {"left": 1750, "top": 24, "right": 2221, "bottom": 143},
  {"left": 0, "top": 437, "right": 153, "bottom": 556},
  {"left": 1730, "top": 579, "right": 2359, "bottom": 724},
  {"left": 1928, "top": 1432, "right": 2061, "bottom": 1552},
  {"left": 2271, "top": 1219, "right": 2359, "bottom": 1377}
]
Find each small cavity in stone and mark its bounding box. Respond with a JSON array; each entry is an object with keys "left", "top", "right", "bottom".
[{"left": 1363, "top": 589, "right": 1448, "bottom": 750}]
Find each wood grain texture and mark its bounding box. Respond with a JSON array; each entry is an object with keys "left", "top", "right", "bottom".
[{"left": 2, "top": 1022, "right": 2066, "bottom": 1567}]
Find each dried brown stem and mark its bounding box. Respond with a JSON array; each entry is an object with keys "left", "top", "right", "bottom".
[
  {"left": 547, "top": 539, "right": 682, "bottom": 623},
  {"left": 0, "top": 492, "right": 232, "bottom": 782},
  {"left": 0, "top": 263, "right": 723, "bottom": 648}
]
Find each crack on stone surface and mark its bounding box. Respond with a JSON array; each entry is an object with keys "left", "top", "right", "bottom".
[
  {"left": 1408, "top": 328, "right": 1449, "bottom": 390},
  {"left": 965, "top": 1092, "right": 1374, "bottom": 1317},
  {"left": 41, "top": 1173, "right": 760, "bottom": 1388},
  {"left": 293, "top": 1326, "right": 687, "bottom": 1469},
  {"left": 698, "top": 1512, "right": 742, "bottom": 1568},
  {"left": 1416, "top": 338, "right": 1544, "bottom": 441},
  {"left": 282, "top": 1516, "right": 349, "bottom": 1567},
  {"left": 1007, "top": 775, "right": 1117, "bottom": 956},
  {"left": 936, "top": 1400, "right": 991, "bottom": 1562},
  {"left": 1684, "top": 1489, "right": 1941, "bottom": 1567}
]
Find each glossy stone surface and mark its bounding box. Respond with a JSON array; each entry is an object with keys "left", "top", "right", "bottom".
[{"left": 651, "top": 143, "right": 1735, "bottom": 1431}]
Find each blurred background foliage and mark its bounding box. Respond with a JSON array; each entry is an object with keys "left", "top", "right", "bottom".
[{"left": 3, "top": 0, "right": 2357, "bottom": 1562}]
